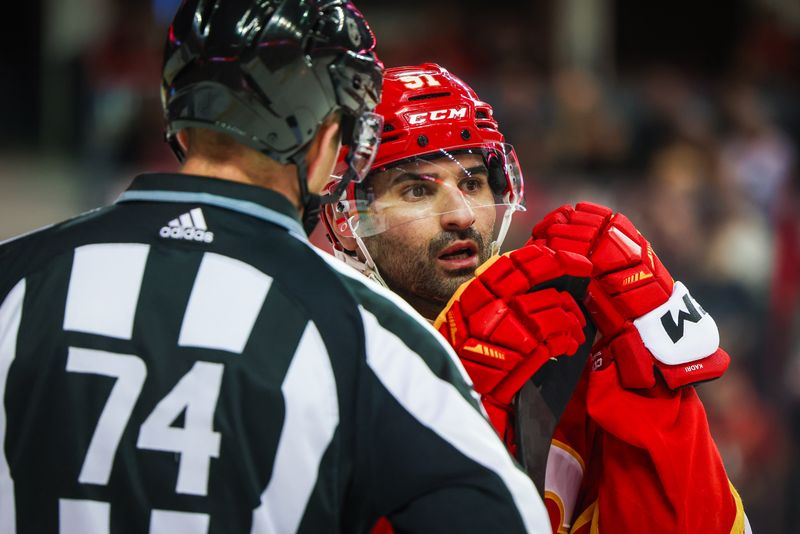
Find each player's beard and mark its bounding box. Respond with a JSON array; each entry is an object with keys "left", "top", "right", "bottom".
[{"left": 365, "top": 227, "right": 493, "bottom": 320}]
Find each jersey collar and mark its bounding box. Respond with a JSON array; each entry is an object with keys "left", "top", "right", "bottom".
[{"left": 116, "top": 173, "right": 307, "bottom": 241}]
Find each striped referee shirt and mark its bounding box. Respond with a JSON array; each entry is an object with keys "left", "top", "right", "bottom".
[{"left": 0, "top": 173, "right": 548, "bottom": 533}]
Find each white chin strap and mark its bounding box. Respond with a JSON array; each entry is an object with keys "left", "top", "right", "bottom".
[
  {"left": 332, "top": 232, "right": 389, "bottom": 288},
  {"left": 491, "top": 205, "right": 516, "bottom": 256}
]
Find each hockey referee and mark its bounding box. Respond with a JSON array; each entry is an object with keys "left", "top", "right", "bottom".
[{"left": 0, "top": 1, "right": 547, "bottom": 533}]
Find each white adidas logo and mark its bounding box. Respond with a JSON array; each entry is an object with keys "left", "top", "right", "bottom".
[{"left": 159, "top": 208, "right": 215, "bottom": 243}]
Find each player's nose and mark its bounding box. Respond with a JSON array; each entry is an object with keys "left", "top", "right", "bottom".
[{"left": 440, "top": 201, "right": 476, "bottom": 231}]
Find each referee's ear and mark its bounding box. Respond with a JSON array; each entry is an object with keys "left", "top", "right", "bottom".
[
  {"left": 176, "top": 130, "right": 190, "bottom": 155},
  {"left": 306, "top": 115, "right": 342, "bottom": 195}
]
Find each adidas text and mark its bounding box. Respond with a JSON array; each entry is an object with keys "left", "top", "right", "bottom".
[
  {"left": 159, "top": 226, "right": 214, "bottom": 243},
  {"left": 160, "top": 207, "right": 214, "bottom": 243}
]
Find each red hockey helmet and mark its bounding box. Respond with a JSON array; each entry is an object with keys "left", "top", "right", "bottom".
[
  {"left": 322, "top": 64, "right": 525, "bottom": 273},
  {"left": 368, "top": 63, "right": 513, "bottom": 172}
]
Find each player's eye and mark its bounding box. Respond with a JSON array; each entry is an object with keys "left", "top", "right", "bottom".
[
  {"left": 460, "top": 176, "right": 486, "bottom": 194},
  {"left": 401, "top": 182, "right": 431, "bottom": 201}
]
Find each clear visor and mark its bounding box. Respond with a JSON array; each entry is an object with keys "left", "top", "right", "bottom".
[
  {"left": 343, "top": 111, "right": 384, "bottom": 184},
  {"left": 336, "top": 144, "right": 525, "bottom": 238}
]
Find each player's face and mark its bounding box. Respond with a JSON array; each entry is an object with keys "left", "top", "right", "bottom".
[{"left": 361, "top": 152, "right": 497, "bottom": 319}]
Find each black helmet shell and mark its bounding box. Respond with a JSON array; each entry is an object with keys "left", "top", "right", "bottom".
[{"left": 162, "top": 0, "right": 383, "bottom": 163}]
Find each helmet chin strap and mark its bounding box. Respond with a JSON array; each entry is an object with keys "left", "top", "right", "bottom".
[
  {"left": 293, "top": 157, "right": 322, "bottom": 236},
  {"left": 318, "top": 172, "right": 352, "bottom": 206},
  {"left": 491, "top": 205, "right": 517, "bottom": 256},
  {"left": 329, "top": 226, "right": 389, "bottom": 289},
  {"left": 297, "top": 156, "right": 357, "bottom": 235},
  {"left": 353, "top": 231, "right": 389, "bottom": 287}
]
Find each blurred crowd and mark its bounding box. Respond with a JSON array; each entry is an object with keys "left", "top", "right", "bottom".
[{"left": 1, "top": 0, "right": 798, "bottom": 531}]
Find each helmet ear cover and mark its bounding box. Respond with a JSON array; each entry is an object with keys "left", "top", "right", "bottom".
[{"left": 486, "top": 149, "right": 508, "bottom": 197}]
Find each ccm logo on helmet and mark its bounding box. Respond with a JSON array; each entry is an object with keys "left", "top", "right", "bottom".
[{"left": 407, "top": 107, "right": 468, "bottom": 125}]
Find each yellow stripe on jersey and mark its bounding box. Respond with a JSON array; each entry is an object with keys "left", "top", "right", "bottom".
[
  {"left": 590, "top": 502, "right": 600, "bottom": 534},
  {"left": 569, "top": 500, "right": 596, "bottom": 534},
  {"left": 729, "top": 480, "right": 746, "bottom": 534},
  {"left": 544, "top": 490, "right": 568, "bottom": 534}
]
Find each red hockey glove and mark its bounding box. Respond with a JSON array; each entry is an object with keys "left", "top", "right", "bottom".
[
  {"left": 433, "top": 244, "right": 592, "bottom": 446},
  {"left": 530, "top": 202, "right": 730, "bottom": 390}
]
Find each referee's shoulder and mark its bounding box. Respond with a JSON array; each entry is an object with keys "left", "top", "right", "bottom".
[
  {"left": 310, "top": 249, "right": 422, "bottom": 326},
  {"left": 0, "top": 206, "right": 113, "bottom": 292},
  {"left": 308, "top": 247, "right": 457, "bottom": 363}
]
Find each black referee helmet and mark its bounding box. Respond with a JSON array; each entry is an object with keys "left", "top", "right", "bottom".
[{"left": 161, "top": 0, "right": 383, "bottom": 173}]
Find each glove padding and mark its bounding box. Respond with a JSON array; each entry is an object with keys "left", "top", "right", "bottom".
[
  {"left": 530, "top": 202, "right": 730, "bottom": 390},
  {"left": 433, "top": 244, "right": 592, "bottom": 444}
]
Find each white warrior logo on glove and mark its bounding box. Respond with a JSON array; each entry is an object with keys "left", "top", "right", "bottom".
[{"left": 634, "top": 282, "right": 720, "bottom": 366}]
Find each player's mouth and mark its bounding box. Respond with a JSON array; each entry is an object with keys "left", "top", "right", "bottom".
[{"left": 437, "top": 240, "right": 480, "bottom": 271}]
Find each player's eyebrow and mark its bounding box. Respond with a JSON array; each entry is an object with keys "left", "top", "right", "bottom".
[
  {"left": 389, "top": 172, "right": 435, "bottom": 186},
  {"left": 389, "top": 165, "right": 488, "bottom": 186},
  {"left": 459, "top": 164, "right": 489, "bottom": 177}
]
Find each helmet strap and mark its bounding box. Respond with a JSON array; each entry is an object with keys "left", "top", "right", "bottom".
[
  {"left": 329, "top": 226, "right": 389, "bottom": 289},
  {"left": 167, "top": 132, "right": 187, "bottom": 164},
  {"left": 301, "top": 166, "right": 356, "bottom": 235},
  {"left": 318, "top": 171, "right": 352, "bottom": 206},
  {"left": 302, "top": 193, "right": 322, "bottom": 236},
  {"left": 352, "top": 231, "right": 388, "bottom": 287},
  {"left": 292, "top": 155, "right": 322, "bottom": 236},
  {"left": 491, "top": 205, "right": 517, "bottom": 256}
]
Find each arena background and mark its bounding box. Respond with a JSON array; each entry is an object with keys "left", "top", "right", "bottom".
[{"left": 1, "top": 0, "right": 798, "bottom": 530}]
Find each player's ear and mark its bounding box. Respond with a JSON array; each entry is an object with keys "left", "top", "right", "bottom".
[{"left": 322, "top": 201, "right": 358, "bottom": 253}]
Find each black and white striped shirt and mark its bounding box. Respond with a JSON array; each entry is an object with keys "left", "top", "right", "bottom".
[{"left": 0, "top": 173, "right": 548, "bottom": 533}]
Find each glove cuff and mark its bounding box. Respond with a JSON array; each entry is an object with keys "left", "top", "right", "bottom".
[
  {"left": 633, "top": 281, "right": 720, "bottom": 365},
  {"left": 596, "top": 280, "right": 732, "bottom": 389},
  {"left": 656, "top": 347, "right": 731, "bottom": 389}
]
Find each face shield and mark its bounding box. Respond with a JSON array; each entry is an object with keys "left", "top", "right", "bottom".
[
  {"left": 343, "top": 111, "right": 384, "bottom": 184},
  {"left": 322, "top": 45, "right": 384, "bottom": 204},
  {"left": 334, "top": 144, "right": 525, "bottom": 253},
  {"left": 321, "top": 111, "right": 383, "bottom": 205}
]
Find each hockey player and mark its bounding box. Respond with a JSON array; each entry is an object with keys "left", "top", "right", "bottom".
[
  {"left": 322, "top": 63, "right": 751, "bottom": 533},
  {"left": 0, "top": 8, "right": 549, "bottom": 533}
]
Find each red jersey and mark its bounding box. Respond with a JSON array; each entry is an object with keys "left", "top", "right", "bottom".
[{"left": 544, "top": 361, "right": 747, "bottom": 533}]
